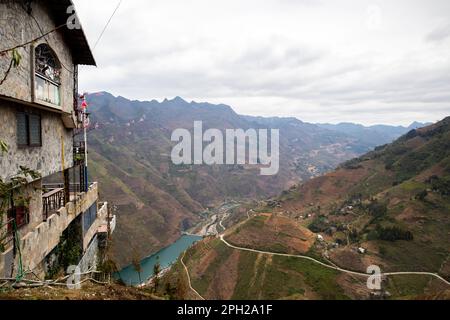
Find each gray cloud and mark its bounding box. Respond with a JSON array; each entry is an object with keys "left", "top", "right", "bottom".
[
  {"left": 74, "top": 0, "right": 450, "bottom": 126},
  {"left": 426, "top": 23, "right": 450, "bottom": 43}
]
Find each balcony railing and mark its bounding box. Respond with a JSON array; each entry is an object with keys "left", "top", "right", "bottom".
[
  {"left": 42, "top": 183, "right": 96, "bottom": 221},
  {"left": 43, "top": 183, "right": 82, "bottom": 194},
  {"left": 42, "top": 187, "right": 66, "bottom": 221}
]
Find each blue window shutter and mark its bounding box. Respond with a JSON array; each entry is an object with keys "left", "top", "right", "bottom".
[
  {"left": 29, "top": 114, "right": 42, "bottom": 146},
  {"left": 17, "top": 113, "right": 28, "bottom": 146}
]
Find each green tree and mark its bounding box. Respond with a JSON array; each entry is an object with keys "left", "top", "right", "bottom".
[{"left": 367, "top": 201, "right": 387, "bottom": 219}]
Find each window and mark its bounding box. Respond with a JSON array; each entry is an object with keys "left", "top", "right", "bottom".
[
  {"left": 83, "top": 202, "right": 98, "bottom": 233},
  {"left": 7, "top": 206, "right": 30, "bottom": 232},
  {"left": 29, "top": 114, "right": 42, "bottom": 146},
  {"left": 17, "top": 112, "right": 42, "bottom": 147},
  {"left": 17, "top": 112, "right": 28, "bottom": 146},
  {"left": 34, "top": 44, "right": 61, "bottom": 106}
]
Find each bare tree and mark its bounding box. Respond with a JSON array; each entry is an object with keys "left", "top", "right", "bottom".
[{"left": 131, "top": 249, "right": 142, "bottom": 285}]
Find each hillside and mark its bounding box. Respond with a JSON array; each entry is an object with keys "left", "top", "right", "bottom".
[
  {"left": 163, "top": 117, "right": 450, "bottom": 300},
  {"left": 83, "top": 92, "right": 373, "bottom": 267},
  {"left": 279, "top": 117, "right": 450, "bottom": 276},
  {"left": 0, "top": 283, "right": 159, "bottom": 300}
]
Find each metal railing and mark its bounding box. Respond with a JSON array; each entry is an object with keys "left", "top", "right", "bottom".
[
  {"left": 42, "top": 182, "right": 96, "bottom": 221},
  {"left": 42, "top": 187, "right": 66, "bottom": 221},
  {"left": 43, "top": 183, "right": 82, "bottom": 193}
]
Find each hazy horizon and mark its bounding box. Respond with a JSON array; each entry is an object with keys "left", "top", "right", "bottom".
[{"left": 90, "top": 91, "right": 436, "bottom": 128}]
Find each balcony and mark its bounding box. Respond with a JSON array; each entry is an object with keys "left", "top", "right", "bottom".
[
  {"left": 42, "top": 186, "right": 65, "bottom": 221},
  {"left": 42, "top": 183, "right": 92, "bottom": 221},
  {"left": 1, "top": 182, "right": 101, "bottom": 277},
  {"left": 22, "top": 182, "right": 99, "bottom": 271}
]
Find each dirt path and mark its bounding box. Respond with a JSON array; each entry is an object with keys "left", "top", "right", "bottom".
[
  {"left": 183, "top": 207, "right": 450, "bottom": 300},
  {"left": 181, "top": 251, "right": 205, "bottom": 300},
  {"left": 219, "top": 210, "right": 450, "bottom": 286},
  {"left": 220, "top": 235, "right": 450, "bottom": 286}
]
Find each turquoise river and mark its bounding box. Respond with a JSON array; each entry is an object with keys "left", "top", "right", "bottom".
[{"left": 115, "top": 234, "right": 202, "bottom": 286}]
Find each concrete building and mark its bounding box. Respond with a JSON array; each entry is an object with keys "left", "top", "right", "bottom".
[{"left": 0, "top": 0, "right": 114, "bottom": 279}]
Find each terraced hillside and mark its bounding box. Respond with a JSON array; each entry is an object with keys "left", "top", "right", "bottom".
[{"left": 162, "top": 117, "right": 450, "bottom": 300}]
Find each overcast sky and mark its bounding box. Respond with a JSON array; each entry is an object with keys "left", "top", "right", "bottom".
[{"left": 73, "top": 0, "right": 450, "bottom": 126}]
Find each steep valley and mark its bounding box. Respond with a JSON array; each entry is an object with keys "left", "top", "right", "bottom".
[
  {"left": 160, "top": 117, "right": 450, "bottom": 300},
  {"left": 85, "top": 92, "right": 431, "bottom": 269}
]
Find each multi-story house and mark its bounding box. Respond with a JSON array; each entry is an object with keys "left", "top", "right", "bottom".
[{"left": 0, "top": 0, "right": 115, "bottom": 280}]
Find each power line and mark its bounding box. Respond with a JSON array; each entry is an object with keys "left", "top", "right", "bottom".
[
  {"left": 0, "top": 59, "right": 14, "bottom": 86},
  {"left": 0, "top": 24, "right": 66, "bottom": 55},
  {"left": 93, "top": 0, "right": 123, "bottom": 50},
  {"left": 26, "top": 10, "right": 74, "bottom": 74},
  {"left": 0, "top": 23, "right": 67, "bottom": 87}
]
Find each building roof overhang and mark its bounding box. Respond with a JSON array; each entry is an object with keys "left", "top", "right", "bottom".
[{"left": 43, "top": 0, "right": 96, "bottom": 66}]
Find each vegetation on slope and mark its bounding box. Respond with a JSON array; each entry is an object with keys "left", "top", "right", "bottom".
[
  {"left": 86, "top": 92, "right": 388, "bottom": 268},
  {"left": 162, "top": 118, "right": 450, "bottom": 300}
]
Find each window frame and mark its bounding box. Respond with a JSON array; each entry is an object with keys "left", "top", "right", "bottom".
[
  {"left": 7, "top": 206, "right": 30, "bottom": 232},
  {"left": 16, "top": 111, "right": 42, "bottom": 149},
  {"left": 32, "top": 43, "right": 62, "bottom": 108}
]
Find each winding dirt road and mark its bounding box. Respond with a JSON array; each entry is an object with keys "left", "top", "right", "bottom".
[
  {"left": 182, "top": 208, "right": 449, "bottom": 300},
  {"left": 181, "top": 251, "right": 205, "bottom": 300},
  {"left": 220, "top": 235, "right": 450, "bottom": 286}
]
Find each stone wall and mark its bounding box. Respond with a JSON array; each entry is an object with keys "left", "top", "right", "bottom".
[
  {"left": 0, "top": 100, "right": 73, "bottom": 181},
  {"left": 0, "top": 1, "right": 75, "bottom": 115}
]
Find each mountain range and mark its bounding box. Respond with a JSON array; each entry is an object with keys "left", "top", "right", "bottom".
[{"left": 84, "top": 92, "right": 430, "bottom": 268}]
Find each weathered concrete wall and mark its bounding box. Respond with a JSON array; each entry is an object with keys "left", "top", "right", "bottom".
[
  {"left": 0, "top": 182, "right": 99, "bottom": 277},
  {"left": 0, "top": 101, "right": 73, "bottom": 181},
  {"left": 0, "top": 247, "right": 13, "bottom": 278},
  {"left": 78, "top": 235, "right": 99, "bottom": 274},
  {"left": 0, "top": 1, "right": 75, "bottom": 114},
  {"left": 110, "top": 215, "right": 117, "bottom": 234}
]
